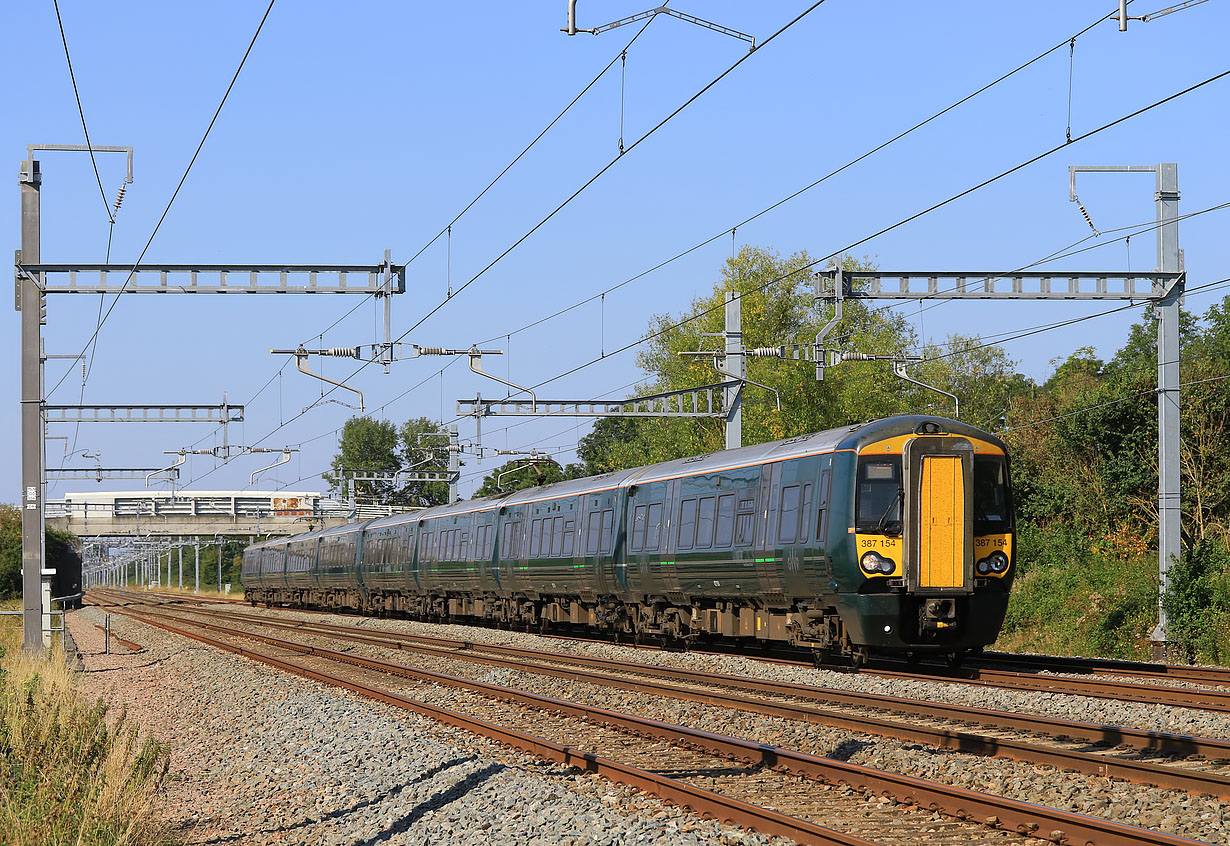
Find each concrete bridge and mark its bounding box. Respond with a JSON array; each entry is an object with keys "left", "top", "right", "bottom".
[{"left": 45, "top": 490, "right": 375, "bottom": 538}]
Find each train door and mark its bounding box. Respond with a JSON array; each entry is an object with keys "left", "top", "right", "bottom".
[
  {"left": 660, "top": 479, "right": 681, "bottom": 597},
  {"left": 755, "top": 462, "right": 784, "bottom": 595},
  {"left": 499, "top": 506, "right": 524, "bottom": 594},
  {"left": 611, "top": 489, "right": 631, "bottom": 596}
]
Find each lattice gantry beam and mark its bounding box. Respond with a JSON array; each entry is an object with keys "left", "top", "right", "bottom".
[
  {"left": 822, "top": 270, "right": 1184, "bottom": 300},
  {"left": 344, "top": 470, "right": 456, "bottom": 484},
  {"left": 459, "top": 382, "right": 731, "bottom": 418},
  {"left": 43, "top": 404, "right": 245, "bottom": 423},
  {"left": 18, "top": 263, "right": 406, "bottom": 295},
  {"left": 45, "top": 468, "right": 180, "bottom": 481}
]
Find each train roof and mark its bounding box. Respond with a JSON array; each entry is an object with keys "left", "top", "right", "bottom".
[{"left": 245, "top": 415, "right": 1004, "bottom": 548}]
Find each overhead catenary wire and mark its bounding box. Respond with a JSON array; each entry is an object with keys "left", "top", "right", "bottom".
[
  {"left": 46, "top": 0, "right": 279, "bottom": 401},
  {"left": 469, "top": 5, "right": 1123, "bottom": 351},
  {"left": 1000, "top": 372, "right": 1230, "bottom": 435},
  {"left": 195, "top": 2, "right": 830, "bottom": 467},
  {"left": 180, "top": 1, "right": 1118, "bottom": 476},
  {"left": 504, "top": 66, "right": 1230, "bottom": 402},
  {"left": 400, "top": 4, "right": 670, "bottom": 271},
  {"left": 232, "top": 59, "right": 1230, "bottom": 481},
  {"left": 51, "top": 0, "right": 113, "bottom": 225},
  {"left": 199, "top": 4, "right": 674, "bottom": 463}
]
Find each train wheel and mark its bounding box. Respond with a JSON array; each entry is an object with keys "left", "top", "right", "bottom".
[
  {"left": 850, "top": 647, "right": 869, "bottom": 671},
  {"left": 946, "top": 651, "right": 965, "bottom": 669}
]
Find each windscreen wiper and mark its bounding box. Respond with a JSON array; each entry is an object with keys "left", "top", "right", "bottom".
[{"left": 874, "top": 488, "right": 904, "bottom": 536}]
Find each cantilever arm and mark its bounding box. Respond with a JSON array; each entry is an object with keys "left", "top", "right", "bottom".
[
  {"left": 148, "top": 451, "right": 186, "bottom": 490},
  {"left": 892, "top": 360, "right": 960, "bottom": 418},
  {"left": 711, "top": 354, "right": 780, "bottom": 412},
  {"left": 466, "top": 348, "right": 535, "bottom": 410},
  {"left": 275, "top": 347, "right": 364, "bottom": 412},
  {"left": 250, "top": 448, "right": 293, "bottom": 486}
]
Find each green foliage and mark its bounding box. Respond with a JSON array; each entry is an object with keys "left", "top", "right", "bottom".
[
  {"left": 580, "top": 245, "right": 1034, "bottom": 475},
  {"left": 472, "top": 458, "right": 584, "bottom": 498},
  {"left": 565, "top": 244, "right": 1230, "bottom": 663},
  {"left": 324, "top": 416, "right": 454, "bottom": 508},
  {"left": 0, "top": 628, "right": 171, "bottom": 845},
  {"left": 1164, "top": 538, "right": 1230, "bottom": 664},
  {"left": 997, "top": 543, "right": 1159, "bottom": 659},
  {"left": 0, "top": 504, "right": 78, "bottom": 600}
]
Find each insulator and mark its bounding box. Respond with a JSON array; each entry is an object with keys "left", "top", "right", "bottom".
[
  {"left": 745, "top": 347, "right": 785, "bottom": 358},
  {"left": 112, "top": 183, "right": 126, "bottom": 216},
  {"left": 417, "top": 347, "right": 448, "bottom": 355},
  {"left": 839, "top": 352, "right": 878, "bottom": 361},
  {"left": 321, "top": 347, "right": 359, "bottom": 358}
]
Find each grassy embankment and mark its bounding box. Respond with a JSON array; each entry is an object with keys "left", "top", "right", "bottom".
[
  {"left": 0, "top": 600, "right": 172, "bottom": 846},
  {"left": 995, "top": 543, "right": 1230, "bottom": 664}
]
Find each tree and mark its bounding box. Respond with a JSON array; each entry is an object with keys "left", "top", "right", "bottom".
[
  {"left": 577, "top": 246, "right": 1032, "bottom": 472},
  {"left": 324, "top": 416, "right": 454, "bottom": 508},
  {"left": 472, "top": 457, "right": 573, "bottom": 498},
  {"left": 397, "top": 417, "right": 454, "bottom": 507},
  {"left": 323, "top": 418, "right": 401, "bottom": 502},
  {"left": 0, "top": 503, "right": 78, "bottom": 599}
]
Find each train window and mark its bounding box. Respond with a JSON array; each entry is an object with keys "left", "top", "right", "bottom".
[
  {"left": 856, "top": 457, "right": 903, "bottom": 534},
  {"left": 817, "top": 469, "right": 832, "bottom": 541},
  {"left": 678, "top": 498, "right": 698, "bottom": 550},
  {"left": 551, "top": 516, "right": 564, "bottom": 556},
  {"left": 646, "top": 503, "right": 663, "bottom": 551},
  {"left": 800, "top": 483, "right": 813, "bottom": 544},
  {"left": 696, "top": 496, "right": 716, "bottom": 549},
  {"left": 631, "top": 505, "right": 648, "bottom": 552},
  {"left": 974, "top": 456, "right": 1012, "bottom": 531},
  {"left": 585, "top": 512, "right": 601, "bottom": 555},
  {"left": 735, "top": 495, "right": 756, "bottom": 546},
  {"left": 715, "top": 494, "right": 735, "bottom": 546},
  {"left": 600, "top": 509, "right": 614, "bottom": 554},
  {"left": 778, "top": 484, "right": 801, "bottom": 544},
  {"left": 530, "top": 519, "right": 543, "bottom": 557},
  {"left": 563, "top": 520, "right": 575, "bottom": 556},
  {"left": 460, "top": 531, "right": 469, "bottom": 560}
]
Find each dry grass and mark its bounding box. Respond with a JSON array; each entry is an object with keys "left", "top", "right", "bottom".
[{"left": 0, "top": 609, "right": 173, "bottom": 846}]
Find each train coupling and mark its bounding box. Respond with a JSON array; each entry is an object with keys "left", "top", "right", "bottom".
[{"left": 919, "top": 597, "right": 958, "bottom": 633}]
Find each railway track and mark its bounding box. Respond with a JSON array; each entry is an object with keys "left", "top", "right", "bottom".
[
  {"left": 110, "top": 587, "right": 1230, "bottom": 713},
  {"left": 86, "top": 590, "right": 1214, "bottom": 846},
  {"left": 88, "top": 590, "right": 1230, "bottom": 800}
]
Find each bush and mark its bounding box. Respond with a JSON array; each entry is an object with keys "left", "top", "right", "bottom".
[
  {"left": 1165, "top": 538, "right": 1230, "bottom": 664},
  {"left": 999, "top": 524, "right": 1159, "bottom": 660},
  {"left": 0, "top": 621, "right": 172, "bottom": 845}
]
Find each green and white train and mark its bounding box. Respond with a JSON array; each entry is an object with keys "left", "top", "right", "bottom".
[{"left": 242, "top": 415, "right": 1016, "bottom": 662}]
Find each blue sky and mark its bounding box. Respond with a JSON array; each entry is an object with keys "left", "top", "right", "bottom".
[{"left": 4, "top": 1, "right": 1229, "bottom": 501}]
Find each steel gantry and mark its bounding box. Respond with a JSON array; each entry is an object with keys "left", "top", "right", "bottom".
[
  {"left": 814, "top": 163, "right": 1184, "bottom": 652},
  {"left": 16, "top": 148, "right": 405, "bottom": 652}
]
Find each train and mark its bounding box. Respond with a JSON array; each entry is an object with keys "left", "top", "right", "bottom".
[{"left": 242, "top": 415, "right": 1016, "bottom": 664}]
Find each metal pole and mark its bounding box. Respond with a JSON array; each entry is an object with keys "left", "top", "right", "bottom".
[
  {"left": 724, "top": 291, "right": 743, "bottom": 450},
  {"left": 178, "top": 539, "right": 183, "bottom": 590},
  {"left": 217, "top": 538, "right": 222, "bottom": 593},
  {"left": 448, "top": 425, "right": 460, "bottom": 503},
  {"left": 1152, "top": 162, "right": 1183, "bottom": 655},
  {"left": 1120, "top": 0, "right": 1129, "bottom": 29},
  {"left": 194, "top": 537, "right": 200, "bottom": 594},
  {"left": 19, "top": 158, "right": 44, "bottom": 652}
]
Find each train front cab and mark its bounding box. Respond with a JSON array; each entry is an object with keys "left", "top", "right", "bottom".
[{"left": 837, "top": 419, "right": 1014, "bottom": 657}]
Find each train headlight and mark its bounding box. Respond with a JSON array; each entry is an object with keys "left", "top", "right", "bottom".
[
  {"left": 976, "top": 557, "right": 991, "bottom": 575},
  {"left": 989, "top": 551, "right": 1009, "bottom": 573},
  {"left": 861, "top": 551, "right": 897, "bottom": 575}
]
